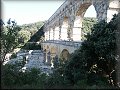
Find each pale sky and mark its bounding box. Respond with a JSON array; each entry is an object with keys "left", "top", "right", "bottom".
[{"left": 2, "top": 0, "right": 96, "bottom": 25}]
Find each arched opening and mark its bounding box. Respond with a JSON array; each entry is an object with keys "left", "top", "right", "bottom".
[
  {"left": 50, "top": 28, "right": 54, "bottom": 40},
  {"left": 43, "top": 49, "right": 47, "bottom": 63},
  {"left": 60, "top": 49, "right": 70, "bottom": 61},
  {"left": 82, "top": 5, "right": 97, "bottom": 40},
  {"left": 54, "top": 27, "right": 59, "bottom": 40},
  {"left": 45, "top": 30, "right": 49, "bottom": 41},
  {"left": 61, "top": 17, "right": 69, "bottom": 40},
  {"left": 50, "top": 47, "right": 58, "bottom": 67},
  {"left": 73, "top": 4, "right": 97, "bottom": 41},
  {"left": 84, "top": 5, "right": 97, "bottom": 18},
  {"left": 73, "top": 16, "right": 82, "bottom": 41},
  {"left": 50, "top": 47, "right": 57, "bottom": 57}
]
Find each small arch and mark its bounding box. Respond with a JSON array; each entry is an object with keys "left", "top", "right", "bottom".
[
  {"left": 50, "top": 46, "right": 57, "bottom": 55},
  {"left": 60, "top": 49, "right": 70, "bottom": 61},
  {"left": 49, "top": 28, "right": 54, "bottom": 40},
  {"left": 54, "top": 26, "right": 59, "bottom": 40}
]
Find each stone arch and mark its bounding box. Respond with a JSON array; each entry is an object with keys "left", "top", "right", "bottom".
[
  {"left": 50, "top": 46, "right": 58, "bottom": 67},
  {"left": 84, "top": 5, "right": 97, "bottom": 18},
  {"left": 61, "top": 16, "right": 69, "bottom": 40},
  {"left": 76, "top": 3, "right": 92, "bottom": 17},
  {"left": 60, "top": 49, "right": 70, "bottom": 60},
  {"left": 49, "top": 28, "right": 54, "bottom": 40},
  {"left": 72, "top": 3, "right": 97, "bottom": 41},
  {"left": 54, "top": 26, "right": 59, "bottom": 40},
  {"left": 50, "top": 46, "right": 57, "bottom": 56}
]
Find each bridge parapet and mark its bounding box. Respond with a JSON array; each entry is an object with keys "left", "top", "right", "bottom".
[{"left": 43, "top": 40, "right": 81, "bottom": 48}]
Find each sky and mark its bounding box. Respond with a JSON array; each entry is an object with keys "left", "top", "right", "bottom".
[{"left": 2, "top": 0, "right": 96, "bottom": 25}]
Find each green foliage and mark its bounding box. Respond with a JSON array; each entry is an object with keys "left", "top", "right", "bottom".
[
  {"left": 64, "top": 49, "right": 87, "bottom": 84},
  {"left": 17, "top": 21, "right": 44, "bottom": 47},
  {"left": 63, "top": 14, "right": 119, "bottom": 88},
  {"left": 17, "top": 30, "right": 31, "bottom": 44},
  {"left": 1, "top": 14, "right": 119, "bottom": 89},
  {"left": 19, "top": 21, "right": 44, "bottom": 36},
  {"left": 1, "top": 63, "right": 47, "bottom": 89},
  {"left": 1, "top": 19, "right": 21, "bottom": 63},
  {"left": 82, "top": 17, "right": 97, "bottom": 40}
]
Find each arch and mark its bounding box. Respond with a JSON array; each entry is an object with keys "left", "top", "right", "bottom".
[
  {"left": 61, "top": 17, "right": 69, "bottom": 40},
  {"left": 54, "top": 26, "right": 59, "bottom": 40},
  {"left": 84, "top": 5, "right": 97, "bottom": 18},
  {"left": 49, "top": 28, "right": 54, "bottom": 40},
  {"left": 72, "top": 3, "right": 97, "bottom": 41},
  {"left": 50, "top": 46, "right": 57, "bottom": 55},
  {"left": 60, "top": 49, "right": 70, "bottom": 60},
  {"left": 76, "top": 3, "right": 92, "bottom": 17},
  {"left": 45, "top": 30, "right": 49, "bottom": 41}
]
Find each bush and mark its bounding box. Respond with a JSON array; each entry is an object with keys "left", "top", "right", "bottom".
[{"left": 1, "top": 63, "right": 47, "bottom": 89}]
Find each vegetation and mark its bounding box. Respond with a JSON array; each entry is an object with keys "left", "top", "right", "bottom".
[
  {"left": 1, "top": 19, "right": 21, "bottom": 63},
  {"left": 1, "top": 19, "right": 44, "bottom": 64},
  {"left": 17, "top": 21, "right": 44, "bottom": 47},
  {"left": 1, "top": 63, "right": 47, "bottom": 89},
  {"left": 44, "top": 14, "right": 120, "bottom": 89},
  {"left": 1, "top": 13, "right": 120, "bottom": 89},
  {"left": 82, "top": 17, "right": 97, "bottom": 40}
]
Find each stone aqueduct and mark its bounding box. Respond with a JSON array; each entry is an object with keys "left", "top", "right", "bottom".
[{"left": 41, "top": 0, "right": 120, "bottom": 66}]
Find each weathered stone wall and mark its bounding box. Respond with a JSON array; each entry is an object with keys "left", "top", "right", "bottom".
[{"left": 43, "top": 0, "right": 120, "bottom": 42}]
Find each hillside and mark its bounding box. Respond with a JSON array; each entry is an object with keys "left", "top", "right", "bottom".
[{"left": 19, "top": 21, "right": 44, "bottom": 37}]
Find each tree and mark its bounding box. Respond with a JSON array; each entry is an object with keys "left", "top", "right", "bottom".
[
  {"left": 1, "top": 18, "right": 21, "bottom": 64},
  {"left": 82, "top": 17, "right": 97, "bottom": 41},
  {"left": 63, "top": 14, "right": 120, "bottom": 88},
  {"left": 17, "top": 30, "right": 31, "bottom": 44}
]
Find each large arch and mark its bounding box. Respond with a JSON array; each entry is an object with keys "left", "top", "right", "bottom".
[
  {"left": 72, "top": 3, "right": 97, "bottom": 41},
  {"left": 60, "top": 49, "right": 70, "bottom": 61}
]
